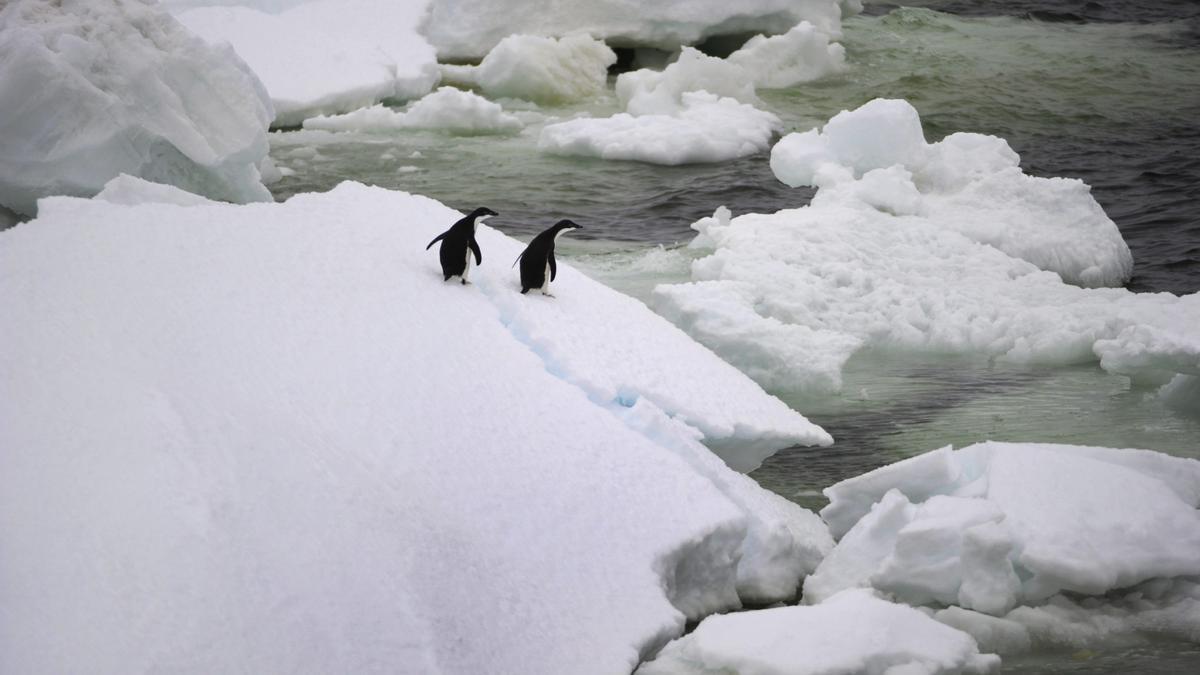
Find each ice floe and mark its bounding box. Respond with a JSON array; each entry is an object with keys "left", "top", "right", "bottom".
[
  {"left": 638, "top": 589, "right": 1000, "bottom": 675},
  {"left": 654, "top": 101, "right": 1198, "bottom": 395},
  {"left": 171, "top": 0, "right": 439, "bottom": 127},
  {"left": 423, "top": 0, "right": 851, "bottom": 60},
  {"left": 303, "top": 87, "right": 522, "bottom": 135},
  {"left": 809, "top": 442, "right": 1200, "bottom": 610},
  {"left": 0, "top": 181, "right": 832, "bottom": 672},
  {"left": 441, "top": 34, "right": 616, "bottom": 104},
  {"left": 0, "top": 0, "right": 273, "bottom": 216}
]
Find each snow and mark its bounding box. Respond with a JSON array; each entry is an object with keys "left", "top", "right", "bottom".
[
  {"left": 94, "top": 174, "right": 215, "bottom": 207},
  {"left": 0, "top": 0, "right": 272, "bottom": 216},
  {"left": 769, "top": 99, "right": 1132, "bottom": 287},
  {"left": 637, "top": 589, "right": 1000, "bottom": 675},
  {"left": 172, "top": 0, "right": 439, "bottom": 127},
  {"left": 539, "top": 92, "right": 781, "bottom": 165},
  {"left": 617, "top": 48, "right": 760, "bottom": 116},
  {"left": 0, "top": 181, "right": 833, "bottom": 672},
  {"left": 440, "top": 34, "right": 616, "bottom": 104},
  {"left": 423, "top": 0, "right": 850, "bottom": 60},
  {"left": 808, "top": 442, "right": 1200, "bottom": 609},
  {"left": 303, "top": 88, "right": 522, "bottom": 135},
  {"left": 653, "top": 102, "right": 1197, "bottom": 395}
]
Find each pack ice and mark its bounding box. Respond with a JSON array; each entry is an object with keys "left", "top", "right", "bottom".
[
  {"left": 654, "top": 99, "right": 1199, "bottom": 397},
  {"left": 168, "top": 0, "right": 440, "bottom": 127},
  {"left": 0, "top": 0, "right": 273, "bottom": 216},
  {"left": 808, "top": 442, "right": 1200, "bottom": 651},
  {"left": 0, "top": 178, "right": 832, "bottom": 673}
]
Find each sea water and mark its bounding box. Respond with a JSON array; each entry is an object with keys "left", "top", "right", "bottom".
[{"left": 267, "top": 3, "right": 1200, "bottom": 670}]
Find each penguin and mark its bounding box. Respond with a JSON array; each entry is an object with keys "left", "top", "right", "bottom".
[
  {"left": 514, "top": 219, "right": 582, "bottom": 296},
  {"left": 426, "top": 206, "right": 496, "bottom": 283}
]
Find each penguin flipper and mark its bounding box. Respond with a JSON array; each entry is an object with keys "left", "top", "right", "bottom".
[
  {"left": 512, "top": 250, "right": 525, "bottom": 268},
  {"left": 469, "top": 238, "right": 482, "bottom": 265},
  {"left": 426, "top": 230, "right": 448, "bottom": 250},
  {"left": 549, "top": 252, "right": 557, "bottom": 281}
]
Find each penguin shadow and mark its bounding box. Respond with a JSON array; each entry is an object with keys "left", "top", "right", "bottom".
[{"left": 426, "top": 209, "right": 584, "bottom": 298}]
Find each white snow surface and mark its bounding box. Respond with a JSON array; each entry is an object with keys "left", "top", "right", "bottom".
[
  {"left": 303, "top": 88, "right": 522, "bottom": 135},
  {"left": 769, "top": 99, "right": 1132, "bottom": 288},
  {"left": 726, "top": 21, "right": 847, "bottom": 88},
  {"left": 637, "top": 589, "right": 1000, "bottom": 675},
  {"left": 654, "top": 101, "right": 1198, "bottom": 395},
  {"left": 423, "top": 0, "right": 850, "bottom": 60},
  {"left": 440, "top": 34, "right": 616, "bottom": 104},
  {"left": 0, "top": 0, "right": 273, "bottom": 216},
  {"left": 808, "top": 442, "right": 1200, "bottom": 610},
  {"left": 539, "top": 91, "right": 781, "bottom": 166},
  {"left": 173, "top": 0, "right": 439, "bottom": 127},
  {"left": 0, "top": 182, "right": 833, "bottom": 673}
]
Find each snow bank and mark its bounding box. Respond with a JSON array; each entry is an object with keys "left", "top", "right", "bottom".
[
  {"left": 539, "top": 92, "right": 780, "bottom": 165},
  {"left": 638, "top": 589, "right": 999, "bottom": 675},
  {"left": 173, "top": 0, "right": 439, "bottom": 127},
  {"left": 424, "top": 0, "right": 849, "bottom": 60},
  {"left": 808, "top": 442, "right": 1200, "bottom": 611},
  {"left": 303, "top": 88, "right": 522, "bottom": 135},
  {"left": 654, "top": 101, "right": 1197, "bottom": 395},
  {"left": 441, "top": 34, "right": 615, "bottom": 104},
  {"left": 0, "top": 0, "right": 272, "bottom": 216},
  {"left": 0, "top": 182, "right": 832, "bottom": 673},
  {"left": 769, "top": 99, "right": 1132, "bottom": 287}
]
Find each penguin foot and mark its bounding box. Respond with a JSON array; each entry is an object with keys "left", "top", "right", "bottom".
[
  {"left": 461, "top": 279, "right": 471, "bottom": 285},
  {"left": 520, "top": 288, "right": 529, "bottom": 295},
  {"left": 541, "top": 292, "right": 556, "bottom": 298}
]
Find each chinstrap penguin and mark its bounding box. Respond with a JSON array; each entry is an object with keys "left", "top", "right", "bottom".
[
  {"left": 514, "top": 219, "right": 582, "bottom": 296},
  {"left": 426, "top": 206, "right": 496, "bottom": 283}
]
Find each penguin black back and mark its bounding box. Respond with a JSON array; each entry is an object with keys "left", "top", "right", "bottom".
[
  {"left": 426, "top": 206, "right": 496, "bottom": 283},
  {"left": 516, "top": 219, "right": 582, "bottom": 296}
]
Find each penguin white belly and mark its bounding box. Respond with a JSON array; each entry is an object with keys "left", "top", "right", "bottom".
[
  {"left": 542, "top": 261, "right": 551, "bottom": 294},
  {"left": 463, "top": 248, "right": 473, "bottom": 281}
]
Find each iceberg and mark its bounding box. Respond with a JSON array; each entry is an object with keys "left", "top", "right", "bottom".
[
  {"left": 423, "top": 0, "right": 851, "bottom": 61},
  {"left": 171, "top": 0, "right": 439, "bottom": 127},
  {"left": 303, "top": 88, "right": 522, "bottom": 135},
  {"left": 0, "top": 0, "right": 273, "bottom": 216},
  {"left": 654, "top": 102, "right": 1198, "bottom": 395},
  {"left": 440, "top": 34, "right": 616, "bottom": 105},
  {"left": 0, "top": 181, "right": 832, "bottom": 672},
  {"left": 809, "top": 442, "right": 1200, "bottom": 608},
  {"left": 638, "top": 589, "right": 999, "bottom": 675}
]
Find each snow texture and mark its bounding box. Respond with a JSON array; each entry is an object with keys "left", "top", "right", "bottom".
[
  {"left": 0, "top": 182, "right": 832, "bottom": 673},
  {"left": 440, "top": 34, "right": 616, "bottom": 104},
  {"left": 768, "top": 99, "right": 1133, "bottom": 287},
  {"left": 0, "top": 0, "right": 273, "bottom": 216},
  {"left": 303, "top": 88, "right": 522, "bottom": 135},
  {"left": 423, "top": 0, "right": 850, "bottom": 60},
  {"left": 654, "top": 103, "right": 1198, "bottom": 395},
  {"left": 173, "top": 0, "right": 439, "bottom": 127},
  {"left": 809, "top": 442, "right": 1200, "bottom": 609},
  {"left": 638, "top": 589, "right": 1000, "bottom": 675}
]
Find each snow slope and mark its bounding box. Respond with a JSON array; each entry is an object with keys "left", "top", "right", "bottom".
[
  {"left": 0, "top": 0, "right": 272, "bottom": 215},
  {"left": 173, "top": 0, "right": 439, "bottom": 126},
  {"left": 0, "top": 180, "right": 831, "bottom": 673}
]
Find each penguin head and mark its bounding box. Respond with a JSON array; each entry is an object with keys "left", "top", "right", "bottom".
[
  {"left": 469, "top": 206, "right": 498, "bottom": 223},
  {"left": 553, "top": 219, "right": 582, "bottom": 232}
]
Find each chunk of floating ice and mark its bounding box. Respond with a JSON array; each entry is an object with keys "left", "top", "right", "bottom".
[
  {"left": 0, "top": 0, "right": 273, "bottom": 216},
  {"left": 423, "top": 0, "right": 851, "bottom": 60},
  {"left": 637, "top": 589, "right": 1000, "bottom": 675},
  {"left": 769, "top": 98, "right": 1132, "bottom": 287},
  {"left": 810, "top": 442, "right": 1200, "bottom": 609},
  {"left": 171, "top": 0, "right": 439, "bottom": 127},
  {"left": 1, "top": 181, "right": 832, "bottom": 672},
  {"left": 655, "top": 100, "right": 1198, "bottom": 392},
  {"left": 303, "top": 88, "right": 522, "bottom": 135},
  {"left": 440, "top": 34, "right": 616, "bottom": 105},
  {"left": 538, "top": 91, "right": 781, "bottom": 165},
  {"left": 727, "top": 21, "right": 848, "bottom": 88}
]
